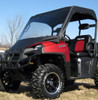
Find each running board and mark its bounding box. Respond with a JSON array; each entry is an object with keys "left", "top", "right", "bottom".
[
  {"left": 70, "top": 76, "right": 91, "bottom": 80},
  {"left": 70, "top": 77, "right": 80, "bottom": 80}
]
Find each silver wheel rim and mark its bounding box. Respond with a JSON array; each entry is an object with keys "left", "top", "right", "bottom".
[{"left": 44, "top": 72, "right": 61, "bottom": 95}]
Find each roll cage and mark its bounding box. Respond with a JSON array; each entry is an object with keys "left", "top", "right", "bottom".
[{"left": 30, "top": 6, "right": 97, "bottom": 40}]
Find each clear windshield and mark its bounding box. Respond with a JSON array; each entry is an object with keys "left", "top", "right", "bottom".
[{"left": 18, "top": 22, "right": 52, "bottom": 40}]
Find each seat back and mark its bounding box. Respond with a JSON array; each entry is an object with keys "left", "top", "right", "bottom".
[{"left": 70, "top": 35, "right": 92, "bottom": 53}]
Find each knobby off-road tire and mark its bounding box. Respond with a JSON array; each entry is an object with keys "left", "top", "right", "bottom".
[
  {"left": 1, "top": 71, "right": 21, "bottom": 91},
  {"left": 30, "top": 64, "right": 64, "bottom": 99},
  {"left": 94, "top": 67, "right": 98, "bottom": 88}
]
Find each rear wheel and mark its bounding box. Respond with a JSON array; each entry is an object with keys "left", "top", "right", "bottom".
[
  {"left": 30, "top": 64, "right": 64, "bottom": 99},
  {"left": 1, "top": 71, "right": 21, "bottom": 91}
]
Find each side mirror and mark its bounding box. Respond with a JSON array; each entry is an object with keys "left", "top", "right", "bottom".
[
  {"left": 79, "top": 24, "right": 89, "bottom": 30},
  {"left": 53, "top": 28, "right": 61, "bottom": 33},
  {"left": 79, "top": 23, "right": 96, "bottom": 30}
]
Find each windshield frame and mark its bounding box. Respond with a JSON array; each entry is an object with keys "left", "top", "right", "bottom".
[{"left": 18, "top": 21, "right": 53, "bottom": 40}]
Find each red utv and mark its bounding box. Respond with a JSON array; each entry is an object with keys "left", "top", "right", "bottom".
[{"left": 0, "top": 6, "right": 98, "bottom": 99}]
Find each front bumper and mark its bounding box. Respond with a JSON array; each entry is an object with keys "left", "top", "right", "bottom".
[{"left": 2, "top": 54, "right": 37, "bottom": 70}]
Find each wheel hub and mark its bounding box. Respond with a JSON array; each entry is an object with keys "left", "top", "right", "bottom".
[{"left": 44, "top": 72, "right": 61, "bottom": 95}]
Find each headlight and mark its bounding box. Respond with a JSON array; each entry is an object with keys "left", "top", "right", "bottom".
[
  {"left": 34, "top": 45, "right": 42, "bottom": 50},
  {"left": 24, "top": 48, "right": 34, "bottom": 57},
  {"left": 24, "top": 48, "right": 34, "bottom": 54},
  {"left": 24, "top": 44, "right": 43, "bottom": 57}
]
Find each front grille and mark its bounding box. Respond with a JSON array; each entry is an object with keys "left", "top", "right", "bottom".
[
  {"left": 11, "top": 54, "right": 20, "bottom": 61},
  {"left": 3, "top": 49, "right": 32, "bottom": 68},
  {"left": 4, "top": 53, "right": 20, "bottom": 68},
  {"left": 4, "top": 50, "right": 22, "bottom": 66},
  {"left": 6, "top": 53, "right": 20, "bottom": 62}
]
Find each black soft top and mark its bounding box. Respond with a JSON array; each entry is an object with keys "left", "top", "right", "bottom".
[{"left": 30, "top": 6, "right": 97, "bottom": 28}]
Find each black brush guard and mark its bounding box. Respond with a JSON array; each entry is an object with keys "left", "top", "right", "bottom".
[{"left": 0, "top": 51, "right": 34, "bottom": 91}]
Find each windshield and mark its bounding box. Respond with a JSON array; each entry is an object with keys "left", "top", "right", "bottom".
[
  {"left": 18, "top": 7, "right": 69, "bottom": 40},
  {"left": 18, "top": 22, "right": 52, "bottom": 40}
]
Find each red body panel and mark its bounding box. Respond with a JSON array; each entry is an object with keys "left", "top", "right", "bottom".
[
  {"left": 27, "top": 42, "right": 42, "bottom": 48},
  {"left": 42, "top": 41, "right": 70, "bottom": 62},
  {"left": 75, "top": 40, "right": 84, "bottom": 52},
  {"left": 27, "top": 41, "right": 55, "bottom": 48},
  {"left": 27, "top": 41, "right": 70, "bottom": 62}
]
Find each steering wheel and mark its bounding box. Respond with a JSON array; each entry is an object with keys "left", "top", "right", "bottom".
[{"left": 65, "top": 34, "right": 71, "bottom": 41}]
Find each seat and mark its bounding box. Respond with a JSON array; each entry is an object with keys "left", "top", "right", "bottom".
[{"left": 70, "top": 35, "right": 92, "bottom": 57}]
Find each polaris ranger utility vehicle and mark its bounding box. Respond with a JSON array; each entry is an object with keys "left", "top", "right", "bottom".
[{"left": 0, "top": 6, "right": 98, "bottom": 99}]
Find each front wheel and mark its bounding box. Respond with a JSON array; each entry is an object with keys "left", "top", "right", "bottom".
[
  {"left": 1, "top": 71, "right": 21, "bottom": 91},
  {"left": 30, "top": 64, "right": 64, "bottom": 99}
]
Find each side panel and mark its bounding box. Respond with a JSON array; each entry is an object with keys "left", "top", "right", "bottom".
[
  {"left": 42, "top": 41, "right": 70, "bottom": 62},
  {"left": 81, "top": 57, "right": 96, "bottom": 77},
  {"left": 71, "top": 57, "right": 97, "bottom": 78}
]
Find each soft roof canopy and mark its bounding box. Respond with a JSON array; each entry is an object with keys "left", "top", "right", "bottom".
[{"left": 30, "top": 6, "right": 97, "bottom": 28}]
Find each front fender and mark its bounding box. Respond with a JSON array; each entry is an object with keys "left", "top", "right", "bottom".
[
  {"left": 39, "top": 53, "right": 71, "bottom": 79},
  {"left": 42, "top": 41, "right": 70, "bottom": 62}
]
